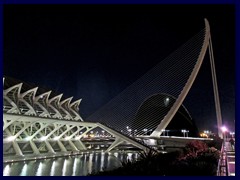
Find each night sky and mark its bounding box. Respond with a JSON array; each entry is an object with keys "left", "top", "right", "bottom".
[{"left": 3, "top": 4, "right": 235, "bottom": 132}]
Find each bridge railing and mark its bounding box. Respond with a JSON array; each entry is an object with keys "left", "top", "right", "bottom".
[{"left": 217, "top": 142, "right": 228, "bottom": 176}]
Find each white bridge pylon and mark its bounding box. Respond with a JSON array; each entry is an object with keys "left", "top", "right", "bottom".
[{"left": 151, "top": 19, "right": 223, "bottom": 138}]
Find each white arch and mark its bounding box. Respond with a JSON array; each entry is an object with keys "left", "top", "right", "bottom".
[
  {"left": 34, "top": 91, "right": 52, "bottom": 117},
  {"left": 69, "top": 99, "right": 83, "bottom": 121},
  {"left": 59, "top": 97, "right": 73, "bottom": 120},
  {"left": 19, "top": 87, "right": 38, "bottom": 115},
  {"left": 48, "top": 94, "right": 63, "bottom": 119},
  {"left": 151, "top": 19, "right": 211, "bottom": 137},
  {"left": 3, "top": 83, "right": 23, "bottom": 114}
]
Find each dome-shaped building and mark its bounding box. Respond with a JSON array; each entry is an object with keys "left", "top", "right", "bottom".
[{"left": 132, "top": 93, "right": 199, "bottom": 137}]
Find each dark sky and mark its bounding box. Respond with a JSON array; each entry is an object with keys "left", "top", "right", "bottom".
[{"left": 3, "top": 4, "right": 235, "bottom": 132}]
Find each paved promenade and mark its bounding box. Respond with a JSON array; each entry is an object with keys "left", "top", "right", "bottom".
[
  {"left": 225, "top": 141, "right": 235, "bottom": 176},
  {"left": 218, "top": 141, "right": 235, "bottom": 176}
]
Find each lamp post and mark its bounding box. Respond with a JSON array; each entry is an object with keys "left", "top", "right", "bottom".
[
  {"left": 134, "top": 129, "right": 137, "bottom": 137},
  {"left": 143, "top": 128, "right": 148, "bottom": 135},
  {"left": 221, "top": 126, "right": 228, "bottom": 146},
  {"left": 102, "top": 130, "right": 105, "bottom": 137},
  {"left": 230, "top": 132, "right": 235, "bottom": 138},
  {"left": 128, "top": 128, "right": 132, "bottom": 136},
  {"left": 181, "top": 129, "right": 186, "bottom": 137},
  {"left": 165, "top": 130, "right": 170, "bottom": 136}
]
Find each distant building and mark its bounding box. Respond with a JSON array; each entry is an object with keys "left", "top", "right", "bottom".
[{"left": 132, "top": 93, "right": 199, "bottom": 137}]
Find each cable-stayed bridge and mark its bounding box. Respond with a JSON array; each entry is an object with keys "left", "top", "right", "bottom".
[{"left": 3, "top": 19, "right": 222, "bottom": 157}]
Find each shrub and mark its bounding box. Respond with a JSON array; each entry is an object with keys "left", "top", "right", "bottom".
[{"left": 90, "top": 140, "right": 221, "bottom": 176}]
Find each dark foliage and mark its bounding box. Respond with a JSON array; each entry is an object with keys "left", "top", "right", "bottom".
[
  {"left": 89, "top": 140, "right": 220, "bottom": 176},
  {"left": 206, "top": 135, "right": 223, "bottom": 150}
]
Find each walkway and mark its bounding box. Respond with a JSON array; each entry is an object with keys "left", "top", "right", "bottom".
[
  {"left": 218, "top": 141, "right": 235, "bottom": 176},
  {"left": 225, "top": 141, "right": 235, "bottom": 176}
]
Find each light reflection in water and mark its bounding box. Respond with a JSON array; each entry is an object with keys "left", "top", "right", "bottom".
[
  {"left": 20, "top": 164, "right": 28, "bottom": 176},
  {"left": 100, "top": 152, "right": 104, "bottom": 171},
  {"left": 50, "top": 161, "right": 56, "bottom": 176},
  {"left": 87, "top": 153, "right": 93, "bottom": 175},
  {"left": 3, "top": 151, "right": 139, "bottom": 176},
  {"left": 36, "top": 162, "right": 43, "bottom": 176},
  {"left": 72, "top": 157, "right": 80, "bottom": 176},
  {"left": 127, "top": 152, "right": 133, "bottom": 161},
  {"left": 3, "top": 164, "right": 11, "bottom": 176},
  {"left": 62, "top": 159, "right": 67, "bottom": 176}
]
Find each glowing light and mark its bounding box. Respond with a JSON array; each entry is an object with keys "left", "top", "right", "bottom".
[
  {"left": 40, "top": 136, "right": 47, "bottom": 141},
  {"left": 221, "top": 126, "right": 228, "bottom": 132},
  {"left": 3, "top": 164, "right": 11, "bottom": 176},
  {"left": 53, "top": 136, "right": 60, "bottom": 140},
  {"left": 75, "top": 136, "right": 79, "bottom": 140},
  {"left": 65, "top": 136, "right": 71, "bottom": 140},
  {"left": 83, "top": 134, "right": 88, "bottom": 138},
  {"left": 89, "top": 134, "right": 95, "bottom": 138},
  {"left": 200, "top": 133, "right": 208, "bottom": 138},
  {"left": 6, "top": 136, "right": 16, "bottom": 141},
  {"left": 25, "top": 136, "right": 31, "bottom": 141}
]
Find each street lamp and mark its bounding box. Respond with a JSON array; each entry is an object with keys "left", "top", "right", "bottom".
[
  {"left": 102, "top": 130, "right": 105, "bottom": 137},
  {"left": 221, "top": 126, "right": 228, "bottom": 145},
  {"left": 143, "top": 128, "right": 148, "bottom": 135},
  {"left": 165, "top": 130, "right": 170, "bottom": 136},
  {"left": 126, "top": 126, "right": 129, "bottom": 134},
  {"left": 230, "top": 132, "right": 235, "bottom": 138},
  {"left": 134, "top": 129, "right": 137, "bottom": 137},
  {"left": 128, "top": 128, "right": 132, "bottom": 136},
  {"left": 181, "top": 129, "right": 188, "bottom": 137}
]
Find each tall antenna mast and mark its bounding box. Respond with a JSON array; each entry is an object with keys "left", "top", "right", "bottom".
[{"left": 208, "top": 33, "right": 223, "bottom": 139}]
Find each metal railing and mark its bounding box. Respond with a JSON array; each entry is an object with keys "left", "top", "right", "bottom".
[{"left": 216, "top": 142, "right": 228, "bottom": 176}]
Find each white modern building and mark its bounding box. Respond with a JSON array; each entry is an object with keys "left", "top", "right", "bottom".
[{"left": 3, "top": 77, "right": 150, "bottom": 156}]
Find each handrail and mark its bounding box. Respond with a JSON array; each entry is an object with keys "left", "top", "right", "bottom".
[
  {"left": 216, "top": 143, "right": 224, "bottom": 176},
  {"left": 217, "top": 141, "right": 229, "bottom": 176}
]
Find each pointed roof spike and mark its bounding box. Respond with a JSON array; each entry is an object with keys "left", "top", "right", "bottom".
[
  {"left": 35, "top": 90, "right": 52, "bottom": 101},
  {"left": 48, "top": 93, "right": 63, "bottom": 104},
  {"left": 21, "top": 87, "right": 38, "bottom": 98},
  {"left": 4, "top": 83, "right": 23, "bottom": 95},
  {"left": 70, "top": 99, "right": 82, "bottom": 107},
  {"left": 60, "top": 96, "right": 73, "bottom": 106}
]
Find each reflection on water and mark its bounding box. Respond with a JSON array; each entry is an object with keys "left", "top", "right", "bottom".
[{"left": 3, "top": 151, "right": 139, "bottom": 176}]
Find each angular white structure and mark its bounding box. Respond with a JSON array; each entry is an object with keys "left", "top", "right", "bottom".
[{"left": 3, "top": 77, "right": 151, "bottom": 156}]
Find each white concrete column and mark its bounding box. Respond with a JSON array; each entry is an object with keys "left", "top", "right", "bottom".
[
  {"left": 29, "top": 140, "right": 40, "bottom": 154},
  {"left": 68, "top": 140, "right": 78, "bottom": 151},
  {"left": 57, "top": 141, "right": 67, "bottom": 152},
  {"left": 12, "top": 141, "right": 23, "bottom": 156},
  {"left": 44, "top": 141, "right": 55, "bottom": 153}
]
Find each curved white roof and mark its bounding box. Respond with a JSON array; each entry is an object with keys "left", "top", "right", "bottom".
[{"left": 3, "top": 77, "right": 83, "bottom": 121}]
